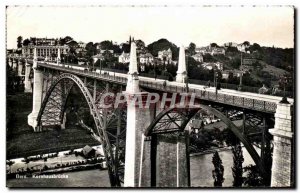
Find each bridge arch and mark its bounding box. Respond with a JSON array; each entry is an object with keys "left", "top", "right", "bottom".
[
  {"left": 36, "top": 73, "right": 119, "bottom": 186},
  {"left": 144, "top": 104, "right": 267, "bottom": 179}
]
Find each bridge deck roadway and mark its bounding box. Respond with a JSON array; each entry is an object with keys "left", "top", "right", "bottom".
[{"left": 31, "top": 61, "right": 293, "bottom": 113}]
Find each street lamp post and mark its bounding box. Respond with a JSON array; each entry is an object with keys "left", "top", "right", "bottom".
[
  {"left": 215, "top": 69, "right": 219, "bottom": 95},
  {"left": 185, "top": 56, "right": 189, "bottom": 92},
  {"left": 238, "top": 52, "right": 243, "bottom": 91},
  {"left": 280, "top": 75, "right": 290, "bottom": 104}
]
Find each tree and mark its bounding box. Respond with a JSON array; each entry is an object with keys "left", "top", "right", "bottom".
[
  {"left": 188, "top": 42, "right": 196, "bottom": 55},
  {"left": 243, "top": 41, "right": 250, "bottom": 46},
  {"left": 147, "top": 38, "right": 179, "bottom": 60},
  {"left": 223, "top": 128, "right": 244, "bottom": 187},
  {"left": 23, "top": 39, "right": 31, "bottom": 46},
  {"left": 100, "top": 40, "right": 114, "bottom": 50},
  {"left": 17, "top": 36, "right": 23, "bottom": 48},
  {"left": 243, "top": 165, "right": 264, "bottom": 187},
  {"left": 212, "top": 151, "right": 225, "bottom": 187},
  {"left": 210, "top": 43, "right": 219, "bottom": 48},
  {"left": 232, "top": 144, "right": 244, "bottom": 187},
  {"left": 6, "top": 160, "right": 14, "bottom": 174}
]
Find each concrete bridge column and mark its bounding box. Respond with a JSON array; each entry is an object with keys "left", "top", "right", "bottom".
[
  {"left": 24, "top": 59, "right": 32, "bottom": 93},
  {"left": 124, "top": 42, "right": 152, "bottom": 187},
  {"left": 269, "top": 102, "right": 293, "bottom": 187},
  {"left": 176, "top": 45, "right": 187, "bottom": 83},
  {"left": 154, "top": 131, "right": 190, "bottom": 187},
  {"left": 28, "top": 48, "right": 44, "bottom": 132}
]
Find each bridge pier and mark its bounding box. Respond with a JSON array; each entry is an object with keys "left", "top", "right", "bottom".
[
  {"left": 176, "top": 45, "right": 187, "bottom": 83},
  {"left": 269, "top": 102, "right": 294, "bottom": 187},
  {"left": 153, "top": 131, "right": 190, "bottom": 187},
  {"left": 124, "top": 42, "right": 152, "bottom": 187},
  {"left": 24, "top": 60, "right": 32, "bottom": 93},
  {"left": 28, "top": 48, "right": 44, "bottom": 132}
]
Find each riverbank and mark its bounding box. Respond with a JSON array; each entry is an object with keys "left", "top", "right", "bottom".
[{"left": 7, "top": 93, "right": 100, "bottom": 159}]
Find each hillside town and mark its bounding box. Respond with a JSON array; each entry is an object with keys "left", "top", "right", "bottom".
[{"left": 7, "top": 36, "right": 293, "bottom": 96}]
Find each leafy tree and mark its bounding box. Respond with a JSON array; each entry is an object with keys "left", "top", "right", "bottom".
[
  {"left": 188, "top": 42, "right": 196, "bottom": 55},
  {"left": 203, "top": 53, "right": 216, "bottom": 63},
  {"left": 243, "top": 165, "right": 264, "bottom": 187},
  {"left": 135, "top": 39, "right": 146, "bottom": 50},
  {"left": 121, "top": 43, "right": 130, "bottom": 53},
  {"left": 59, "top": 36, "right": 73, "bottom": 45},
  {"left": 212, "top": 151, "right": 225, "bottom": 187},
  {"left": 226, "top": 46, "right": 239, "bottom": 53},
  {"left": 232, "top": 144, "right": 244, "bottom": 187},
  {"left": 223, "top": 128, "right": 244, "bottom": 187},
  {"left": 210, "top": 43, "right": 218, "bottom": 48},
  {"left": 250, "top": 43, "right": 261, "bottom": 52},
  {"left": 17, "top": 36, "right": 23, "bottom": 48},
  {"left": 100, "top": 40, "right": 114, "bottom": 50},
  {"left": 147, "top": 38, "right": 179, "bottom": 60},
  {"left": 6, "top": 160, "right": 14, "bottom": 174},
  {"left": 243, "top": 41, "right": 250, "bottom": 46},
  {"left": 23, "top": 39, "right": 31, "bottom": 46}
]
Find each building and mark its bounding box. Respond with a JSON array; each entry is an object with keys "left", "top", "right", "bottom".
[
  {"left": 195, "top": 46, "right": 225, "bottom": 56},
  {"left": 139, "top": 53, "right": 154, "bottom": 64},
  {"left": 211, "top": 47, "right": 226, "bottom": 56},
  {"left": 237, "top": 43, "right": 250, "bottom": 53},
  {"left": 77, "top": 41, "right": 86, "bottom": 48},
  {"left": 222, "top": 70, "right": 242, "bottom": 79},
  {"left": 223, "top": 42, "right": 238, "bottom": 47},
  {"left": 158, "top": 48, "right": 172, "bottom": 63},
  {"left": 195, "top": 47, "right": 209, "bottom": 55},
  {"left": 82, "top": 145, "right": 96, "bottom": 158},
  {"left": 22, "top": 45, "right": 69, "bottom": 59},
  {"left": 118, "top": 51, "right": 130, "bottom": 63},
  {"left": 33, "top": 37, "right": 57, "bottom": 46},
  {"left": 201, "top": 62, "right": 224, "bottom": 71},
  {"left": 92, "top": 54, "right": 105, "bottom": 63},
  {"left": 192, "top": 53, "right": 204, "bottom": 63}
]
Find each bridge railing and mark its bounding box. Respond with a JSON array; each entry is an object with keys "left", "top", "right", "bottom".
[
  {"left": 139, "top": 80, "right": 277, "bottom": 113},
  {"left": 38, "top": 62, "right": 278, "bottom": 113}
]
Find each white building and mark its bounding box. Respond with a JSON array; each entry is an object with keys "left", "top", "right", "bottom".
[
  {"left": 195, "top": 46, "right": 225, "bottom": 56},
  {"left": 92, "top": 54, "right": 105, "bottom": 63},
  {"left": 211, "top": 47, "right": 226, "bottom": 55},
  {"left": 158, "top": 48, "right": 172, "bottom": 62},
  {"left": 22, "top": 45, "right": 69, "bottom": 58},
  {"left": 192, "top": 53, "right": 204, "bottom": 63},
  {"left": 139, "top": 53, "right": 154, "bottom": 64},
  {"left": 202, "top": 62, "right": 223, "bottom": 71},
  {"left": 118, "top": 51, "right": 130, "bottom": 63},
  {"left": 237, "top": 43, "right": 250, "bottom": 53},
  {"left": 77, "top": 41, "right": 86, "bottom": 48}
]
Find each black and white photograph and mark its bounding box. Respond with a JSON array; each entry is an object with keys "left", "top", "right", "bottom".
[{"left": 4, "top": 4, "right": 295, "bottom": 188}]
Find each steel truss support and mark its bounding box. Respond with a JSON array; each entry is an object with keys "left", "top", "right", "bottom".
[
  {"left": 144, "top": 104, "right": 269, "bottom": 183},
  {"left": 36, "top": 73, "right": 126, "bottom": 187}
]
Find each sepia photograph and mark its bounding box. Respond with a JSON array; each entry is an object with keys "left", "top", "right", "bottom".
[{"left": 5, "top": 5, "right": 295, "bottom": 188}]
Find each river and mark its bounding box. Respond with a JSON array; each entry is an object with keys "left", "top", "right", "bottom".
[{"left": 7, "top": 147, "right": 258, "bottom": 187}]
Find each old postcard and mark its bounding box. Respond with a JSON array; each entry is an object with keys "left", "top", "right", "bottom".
[{"left": 6, "top": 5, "right": 295, "bottom": 188}]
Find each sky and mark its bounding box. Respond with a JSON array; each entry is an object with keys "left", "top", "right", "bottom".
[{"left": 6, "top": 5, "right": 294, "bottom": 49}]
